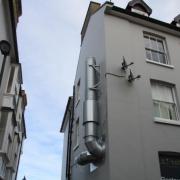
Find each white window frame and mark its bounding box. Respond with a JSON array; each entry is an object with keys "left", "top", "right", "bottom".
[
  {"left": 144, "top": 33, "right": 170, "bottom": 65},
  {"left": 151, "top": 81, "right": 180, "bottom": 125}
]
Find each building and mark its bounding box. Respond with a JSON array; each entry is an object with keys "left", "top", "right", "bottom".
[
  {"left": 0, "top": 0, "right": 27, "bottom": 179},
  {"left": 60, "top": 1, "right": 180, "bottom": 180}
]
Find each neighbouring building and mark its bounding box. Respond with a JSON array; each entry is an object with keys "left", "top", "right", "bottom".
[
  {"left": 0, "top": 0, "right": 27, "bottom": 180},
  {"left": 60, "top": 1, "right": 180, "bottom": 180}
]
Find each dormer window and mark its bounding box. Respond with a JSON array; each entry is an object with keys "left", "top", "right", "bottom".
[{"left": 126, "top": 0, "right": 152, "bottom": 17}]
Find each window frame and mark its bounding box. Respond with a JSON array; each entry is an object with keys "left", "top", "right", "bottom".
[
  {"left": 0, "top": 111, "right": 9, "bottom": 149},
  {"left": 151, "top": 81, "right": 179, "bottom": 124},
  {"left": 75, "top": 79, "right": 81, "bottom": 107},
  {"left": 73, "top": 118, "right": 79, "bottom": 151},
  {"left": 144, "top": 33, "right": 170, "bottom": 65}
]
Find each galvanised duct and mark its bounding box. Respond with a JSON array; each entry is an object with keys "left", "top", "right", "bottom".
[{"left": 76, "top": 57, "right": 105, "bottom": 166}]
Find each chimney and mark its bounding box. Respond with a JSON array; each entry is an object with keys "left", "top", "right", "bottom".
[
  {"left": 171, "top": 14, "right": 180, "bottom": 28},
  {"left": 126, "top": 0, "right": 152, "bottom": 17}
]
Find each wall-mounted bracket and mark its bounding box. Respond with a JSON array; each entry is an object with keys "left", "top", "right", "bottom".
[
  {"left": 89, "top": 64, "right": 100, "bottom": 74},
  {"left": 89, "top": 63, "right": 101, "bottom": 91},
  {"left": 89, "top": 81, "right": 101, "bottom": 91}
]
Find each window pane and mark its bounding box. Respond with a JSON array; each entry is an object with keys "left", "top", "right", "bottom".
[
  {"left": 153, "top": 101, "right": 160, "bottom": 118},
  {"left": 168, "top": 104, "right": 177, "bottom": 120},
  {"left": 146, "top": 49, "right": 152, "bottom": 60},
  {"left": 144, "top": 36, "right": 150, "bottom": 48},
  {"left": 157, "top": 40, "right": 164, "bottom": 52},
  {"left": 151, "top": 82, "right": 178, "bottom": 120},
  {"left": 159, "top": 153, "right": 180, "bottom": 179},
  {"left": 151, "top": 82, "right": 173, "bottom": 103},
  {"left": 150, "top": 38, "right": 158, "bottom": 50},
  {"left": 159, "top": 53, "right": 166, "bottom": 64},
  {"left": 144, "top": 34, "right": 169, "bottom": 65},
  {"left": 151, "top": 51, "right": 159, "bottom": 62},
  {"left": 159, "top": 102, "right": 170, "bottom": 119}
]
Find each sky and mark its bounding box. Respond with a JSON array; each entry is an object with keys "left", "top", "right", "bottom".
[{"left": 16, "top": 0, "right": 180, "bottom": 179}]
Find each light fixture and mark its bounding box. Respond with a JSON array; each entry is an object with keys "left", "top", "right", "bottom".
[
  {"left": 0, "top": 40, "right": 11, "bottom": 56},
  {"left": 0, "top": 40, "right": 11, "bottom": 87}
]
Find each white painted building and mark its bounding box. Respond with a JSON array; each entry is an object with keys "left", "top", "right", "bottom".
[{"left": 0, "top": 0, "right": 27, "bottom": 179}]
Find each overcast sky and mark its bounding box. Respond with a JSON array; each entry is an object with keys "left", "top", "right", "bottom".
[{"left": 16, "top": 0, "right": 180, "bottom": 179}]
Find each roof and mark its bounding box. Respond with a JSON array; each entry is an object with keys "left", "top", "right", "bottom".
[
  {"left": 105, "top": 5, "right": 180, "bottom": 35},
  {"left": 81, "top": 1, "right": 114, "bottom": 44},
  {"left": 60, "top": 97, "right": 73, "bottom": 133},
  {"left": 81, "top": 1, "right": 180, "bottom": 45},
  {"left": 81, "top": 1, "right": 101, "bottom": 44}
]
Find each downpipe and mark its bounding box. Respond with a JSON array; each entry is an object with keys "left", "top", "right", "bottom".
[{"left": 76, "top": 57, "right": 105, "bottom": 166}]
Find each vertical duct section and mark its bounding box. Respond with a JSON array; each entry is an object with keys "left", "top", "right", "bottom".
[{"left": 76, "top": 57, "right": 105, "bottom": 166}]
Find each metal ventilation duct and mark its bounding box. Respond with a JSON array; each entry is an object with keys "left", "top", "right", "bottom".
[{"left": 76, "top": 57, "right": 105, "bottom": 166}]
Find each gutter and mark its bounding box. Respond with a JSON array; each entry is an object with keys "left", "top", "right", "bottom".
[
  {"left": 105, "top": 6, "right": 180, "bottom": 37},
  {"left": 66, "top": 89, "right": 75, "bottom": 179}
]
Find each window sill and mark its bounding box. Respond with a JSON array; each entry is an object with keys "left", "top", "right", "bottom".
[
  {"left": 75, "top": 99, "right": 80, "bottom": 108},
  {"left": 146, "top": 60, "right": 174, "bottom": 69},
  {"left": 73, "top": 144, "right": 79, "bottom": 151},
  {"left": 154, "top": 117, "right": 180, "bottom": 126}
]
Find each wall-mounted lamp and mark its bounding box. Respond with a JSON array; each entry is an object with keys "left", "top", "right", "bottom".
[
  {"left": 0, "top": 40, "right": 11, "bottom": 56},
  {"left": 0, "top": 40, "right": 11, "bottom": 87}
]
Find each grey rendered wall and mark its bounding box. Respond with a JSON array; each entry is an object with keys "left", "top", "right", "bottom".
[
  {"left": 71, "top": 5, "right": 110, "bottom": 180},
  {"left": 104, "top": 14, "right": 180, "bottom": 180}
]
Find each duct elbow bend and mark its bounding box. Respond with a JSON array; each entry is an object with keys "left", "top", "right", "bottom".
[
  {"left": 85, "top": 138, "right": 105, "bottom": 159},
  {"left": 76, "top": 151, "right": 96, "bottom": 166},
  {"left": 76, "top": 138, "right": 105, "bottom": 166}
]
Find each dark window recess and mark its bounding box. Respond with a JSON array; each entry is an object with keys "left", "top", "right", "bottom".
[
  {"left": 7, "top": 66, "right": 15, "bottom": 93},
  {"left": 0, "top": 111, "right": 8, "bottom": 148},
  {"left": 159, "top": 152, "right": 180, "bottom": 179}
]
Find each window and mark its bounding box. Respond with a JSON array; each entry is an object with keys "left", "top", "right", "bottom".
[
  {"left": 76, "top": 80, "right": 80, "bottom": 104},
  {"left": 0, "top": 157, "right": 6, "bottom": 179},
  {"left": 144, "top": 34, "right": 169, "bottom": 64},
  {"left": 74, "top": 118, "right": 79, "bottom": 150},
  {"left": 151, "top": 81, "right": 178, "bottom": 121},
  {"left": 6, "top": 66, "right": 15, "bottom": 93},
  {"left": 0, "top": 111, "right": 8, "bottom": 148},
  {"left": 7, "top": 135, "right": 12, "bottom": 159},
  {"left": 159, "top": 152, "right": 180, "bottom": 179}
]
